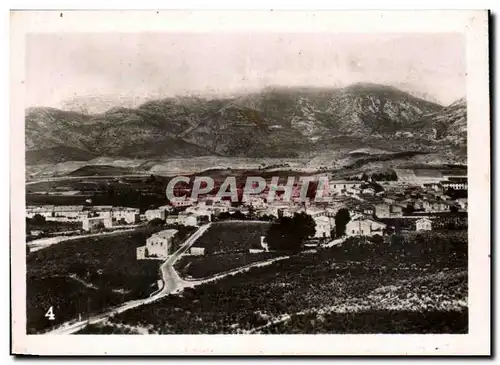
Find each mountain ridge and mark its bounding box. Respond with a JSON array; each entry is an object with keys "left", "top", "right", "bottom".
[{"left": 25, "top": 83, "right": 466, "bottom": 165}]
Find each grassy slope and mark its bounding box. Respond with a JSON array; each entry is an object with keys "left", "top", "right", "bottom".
[
  {"left": 26, "top": 227, "right": 164, "bottom": 333},
  {"left": 102, "top": 230, "right": 467, "bottom": 334},
  {"left": 191, "top": 221, "right": 272, "bottom": 254}
]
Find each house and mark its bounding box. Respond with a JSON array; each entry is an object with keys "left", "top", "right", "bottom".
[
  {"left": 137, "top": 229, "right": 178, "bottom": 260},
  {"left": 112, "top": 207, "right": 140, "bottom": 224},
  {"left": 190, "top": 247, "right": 206, "bottom": 256},
  {"left": 374, "top": 203, "right": 404, "bottom": 218},
  {"left": 361, "top": 187, "right": 375, "bottom": 195},
  {"left": 374, "top": 203, "right": 391, "bottom": 218},
  {"left": 246, "top": 196, "right": 267, "bottom": 209},
  {"left": 313, "top": 215, "right": 332, "bottom": 239},
  {"left": 305, "top": 207, "right": 327, "bottom": 218},
  {"left": 277, "top": 207, "right": 295, "bottom": 218},
  {"left": 416, "top": 218, "right": 432, "bottom": 231},
  {"left": 170, "top": 198, "right": 196, "bottom": 208},
  {"left": 53, "top": 205, "right": 84, "bottom": 218},
  {"left": 82, "top": 216, "right": 113, "bottom": 231},
  {"left": 92, "top": 206, "right": 113, "bottom": 218},
  {"left": 26, "top": 205, "right": 54, "bottom": 218},
  {"left": 145, "top": 209, "right": 166, "bottom": 221},
  {"left": 185, "top": 215, "right": 200, "bottom": 227},
  {"left": 346, "top": 218, "right": 387, "bottom": 237},
  {"left": 455, "top": 198, "right": 468, "bottom": 211},
  {"left": 390, "top": 204, "right": 404, "bottom": 217},
  {"left": 383, "top": 197, "right": 397, "bottom": 204},
  {"left": 441, "top": 177, "right": 468, "bottom": 190},
  {"left": 423, "top": 200, "right": 450, "bottom": 213},
  {"left": 166, "top": 214, "right": 180, "bottom": 225},
  {"left": 329, "top": 181, "right": 363, "bottom": 195},
  {"left": 423, "top": 182, "right": 440, "bottom": 191},
  {"left": 360, "top": 205, "right": 374, "bottom": 216}
]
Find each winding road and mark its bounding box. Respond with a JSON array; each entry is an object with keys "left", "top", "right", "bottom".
[
  {"left": 47, "top": 223, "right": 211, "bottom": 335},
  {"left": 45, "top": 222, "right": 295, "bottom": 335}
]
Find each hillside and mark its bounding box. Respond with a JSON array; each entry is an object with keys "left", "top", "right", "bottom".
[
  {"left": 67, "top": 165, "right": 139, "bottom": 176},
  {"left": 406, "top": 98, "right": 467, "bottom": 145},
  {"left": 25, "top": 84, "right": 467, "bottom": 165}
]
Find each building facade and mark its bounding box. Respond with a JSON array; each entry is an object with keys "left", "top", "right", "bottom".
[
  {"left": 145, "top": 209, "right": 166, "bottom": 221},
  {"left": 416, "top": 218, "right": 433, "bottom": 231},
  {"left": 346, "top": 218, "right": 386, "bottom": 237},
  {"left": 82, "top": 216, "right": 113, "bottom": 231},
  {"left": 137, "top": 229, "right": 178, "bottom": 260}
]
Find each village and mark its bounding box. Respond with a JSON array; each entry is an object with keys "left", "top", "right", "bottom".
[{"left": 26, "top": 169, "right": 468, "bottom": 261}]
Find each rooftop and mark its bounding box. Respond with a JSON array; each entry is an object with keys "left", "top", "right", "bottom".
[{"left": 151, "top": 229, "right": 179, "bottom": 240}]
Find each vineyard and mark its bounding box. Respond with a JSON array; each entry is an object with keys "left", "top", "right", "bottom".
[
  {"left": 190, "top": 221, "right": 272, "bottom": 254},
  {"left": 174, "top": 252, "right": 282, "bottom": 279},
  {"left": 96, "top": 230, "right": 467, "bottom": 334}
]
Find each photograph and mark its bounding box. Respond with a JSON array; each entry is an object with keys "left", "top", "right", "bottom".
[{"left": 10, "top": 10, "right": 490, "bottom": 356}]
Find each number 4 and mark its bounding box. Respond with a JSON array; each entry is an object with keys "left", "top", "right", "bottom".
[{"left": 45, "top": 306, "right": 55, "bottom": 320}]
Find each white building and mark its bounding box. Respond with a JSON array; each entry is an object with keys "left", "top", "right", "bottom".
[
  {"left": 184, "top": 215, "right": 200, "bottom": 227},
  {"left": 82, "top": 216, "right": 113, "bottom": 231},
  {"left": 346, "top": 218, "right": 386, "bottom": 237},
  {"left": 329, "top": 181, "right": 363, "bottom": 195},
  {"left": 455, "top": 198, "right": 468, "bottom": 211},
  {"left": 190, "top": 247, "right": 206, "bottom": 256},
  {"left": 361, "top": 188, "right": 375, "bottom": 195},
  {"left": 166, "top": 213, "right": 203, "bottom": 226},
  {"left": 112, "top": 207, "right": 140, "bottom": 224},
  {"left": 246, "top": 196, "right": 267, "bottom": 209},
  {"left": 170, "top": 198, "right": 196, "bottom": 208},
  {"left": 137, "top": 229, "right": 178, "bottom": 260},
  {"left": 145, "top": 209, "right": 166, "bottom": 221},
  {"left": 441, "top": 178, "right": 467, "bottom": 190},
  {"left": 416, "top": 218, "right": 432, "bottom": 231},
  {"left": 53, "top": 205, "right": 84, "bottom": 218},
  {"left": 26, "top": 205, "right": 54, "bottom": 218},
  {"left": 313, "top": 215, "right": 332, "bottom": 239}
]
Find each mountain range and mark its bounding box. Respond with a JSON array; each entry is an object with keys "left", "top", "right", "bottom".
[{"left": 25, "top": 83, "right": 467, "bottom": 166}]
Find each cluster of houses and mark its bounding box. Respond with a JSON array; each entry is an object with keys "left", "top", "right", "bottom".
[
  {"left": 26, "top": 205, "right": 140, "bottom": 231},
  {"left": 28, "top": 171, "right": 467, "bottom": 254}
]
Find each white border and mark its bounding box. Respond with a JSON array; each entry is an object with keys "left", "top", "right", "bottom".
[{"left": 10, "top": 10, "right": 490, "bottom": 356}]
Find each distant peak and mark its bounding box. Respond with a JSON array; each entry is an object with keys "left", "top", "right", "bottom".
[
  {"left": 343, "top": 82, "right": 401, "bottom": 92},
  {"left": 448, "top": 97, "right": 466, "bottom": 107}
]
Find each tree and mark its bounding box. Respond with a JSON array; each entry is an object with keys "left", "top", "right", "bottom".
[
  {"left": 266, "top": 212, "right": 316, "bottom": 252},
  {"left": 361, "top": 173, "right": 369, "bottom": 181},
  {"left": 148, "top": 218, "right": 165, "bottom": 226},
  {"left": 334, "top": 208, "right": 350, "bottom": 238},
  {"left": 95, "top": 222, "right": 105, "bottom": 230},
  {"left": 31, "top": 214, "right": 46, "bottom": 225},
  {"left": 217, "top": 212, "right": 231, "bottom": 220},
  {"left": 117, "top": 218, "right": 128, "bottom": 225},
  {"left": 232, "top": 211, "right": 246, "bottom": 220},
  {"left": 370, "top": 234, "right": 384, "bottom": 244},
  {"left": 402, "top": 204, "right": 415, "bottom": 216}
]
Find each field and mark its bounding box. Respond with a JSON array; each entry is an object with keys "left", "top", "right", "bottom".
[
  {"left": 191, "top": 221, "right": 272, "bottom": 254},
  {"left": 26, "top": 219, "right": 82, "bottom": 242},
  {"left": 174, "top": 252, "right": 282, "bottom": 279},
  {"left": 26, "top": 175, "right": 172, "bottom": 211},
  {"left": 26, "top": 224, "right": 195, "bottom": 333},
  {"left": 92, "top": 230, "right": 467, "bottom": 334},
  {"left": 27, "top": 277, "right": 126, "bottom": 334}
]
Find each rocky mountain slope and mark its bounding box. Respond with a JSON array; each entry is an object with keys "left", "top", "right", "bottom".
[
  {"left": 25, "top": 83, "right": 467, "bottom": 165},
  {"left": 405, "top": 97, "right": 467, "bottom": 145}
]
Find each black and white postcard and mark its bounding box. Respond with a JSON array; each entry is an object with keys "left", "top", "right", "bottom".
[{"left": 10, "top": 10, "right": 490, "bottom": 356}]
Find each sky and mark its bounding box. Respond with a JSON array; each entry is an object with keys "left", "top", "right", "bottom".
[{"left": 25, "top": 33, "right": 465, "bottom": 111}]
